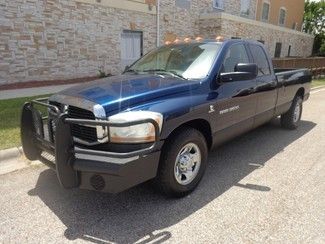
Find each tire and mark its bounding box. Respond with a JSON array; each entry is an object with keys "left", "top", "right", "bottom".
[
  {"left": 280, "top": 96, "right": 303, "bottom": 130},
  {"left": 155, "top": 127, "right": 208, "bottom": 197}
]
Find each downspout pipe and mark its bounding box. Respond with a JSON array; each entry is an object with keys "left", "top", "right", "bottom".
[{"left": 156, "top": 0, "right": 160, "bottom": 47}]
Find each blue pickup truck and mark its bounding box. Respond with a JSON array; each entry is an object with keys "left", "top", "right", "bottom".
[{"left": 21, "top": 39, "right": 311, "bottom": 197}]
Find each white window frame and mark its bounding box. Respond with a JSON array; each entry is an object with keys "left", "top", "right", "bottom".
[
  {"left": 278, "top": 7, "right": 287, "bottom": 26},
  {"left": 213, "top": 0, "right": 224, "bottom": 10},
  {"left": 261, "top": 0, "right": 270, "bottom": 22},
  {"left": 240, "top": 0, "right": 251, "bottom": 17}
]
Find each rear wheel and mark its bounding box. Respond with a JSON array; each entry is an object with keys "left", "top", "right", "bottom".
[
  {"left": 156, "top": 128, "right": 208, "bottom": 197},
  {"left": 280, "top": 96, "right": 303, "bottom": 130}
]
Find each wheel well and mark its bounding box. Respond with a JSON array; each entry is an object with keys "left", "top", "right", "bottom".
[
  {"left": 296, "top": 87, "right": 305, "bottom": 99},
  {"left": 167, "top": 119, "right": 213, "bottom": 149}
]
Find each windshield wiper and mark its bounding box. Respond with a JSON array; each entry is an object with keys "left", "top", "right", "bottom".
[
  {"left": 123, "top": 68, "right": 139, "bottom": 74},
  {"left": 142, "top": 69, "right": 188, "bottom": 80}
]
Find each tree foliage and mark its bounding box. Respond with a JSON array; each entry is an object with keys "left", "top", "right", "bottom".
[{"left": 303, "top": 0, "right": 325, "bottom": 56}]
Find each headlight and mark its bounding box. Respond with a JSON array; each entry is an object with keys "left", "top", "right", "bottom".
[{"left": 108, "top": 111, "right": 163, "bottom": 143}]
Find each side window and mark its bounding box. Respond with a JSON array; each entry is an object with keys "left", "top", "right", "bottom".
[
  {"left": 222, "top": 44, "right": 249, "bottom": 73},
  {"left": 249, "top": 45, "right": 271, "bottom": 76}
]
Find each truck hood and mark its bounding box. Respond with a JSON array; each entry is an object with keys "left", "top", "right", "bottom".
[{"left": 51, "top": 74, "right": 199, "bottom": 115}]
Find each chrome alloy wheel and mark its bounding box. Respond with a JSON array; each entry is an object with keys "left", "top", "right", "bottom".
[
  {"left": 293, "top": 101, "right": 301, "bottom": 123},
  {"left": 174, "top": 143, "right": 201, "bottom": 185}
]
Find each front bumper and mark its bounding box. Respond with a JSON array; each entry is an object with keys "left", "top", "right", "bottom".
[{"left": 21, "top": 99, "right": 162, "bottom": 193}]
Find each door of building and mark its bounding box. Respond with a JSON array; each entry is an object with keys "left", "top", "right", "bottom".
[{"left": 121, "top": 30, "right": 143, "bottom": 70}]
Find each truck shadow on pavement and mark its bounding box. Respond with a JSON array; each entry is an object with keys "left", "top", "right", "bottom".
[{"left": 28, "top": 119, "right": 316, "bottom": 243}]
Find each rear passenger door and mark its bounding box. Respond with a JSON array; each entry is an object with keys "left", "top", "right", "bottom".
[
  {"left": 212, "top": 43, "right": 257, "bottom": 143},
  {"left": 248, "top": 44, "right": 277, "bottom": 127}
]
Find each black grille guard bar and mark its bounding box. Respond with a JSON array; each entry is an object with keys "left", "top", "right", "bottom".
[
  {"left": 23, "top": 98, "right": 161, "bottom": 160},
  {"left": 31, "top": 97, "right": 60, "bottom": 115}
]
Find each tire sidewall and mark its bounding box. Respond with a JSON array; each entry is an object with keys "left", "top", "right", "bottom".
[
  {"left": 162, "top": 129, "right": 208, "bottom": 194},
  {"left": 292, "top": 97, "right": 303, "bottom": 127}
]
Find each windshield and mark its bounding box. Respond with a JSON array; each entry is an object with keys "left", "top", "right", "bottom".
[{"left": 126, "top": 42, "right": 222, "bottom": 80}]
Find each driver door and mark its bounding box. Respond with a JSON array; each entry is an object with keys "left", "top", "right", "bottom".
[{"left": 211, "top": 43, "right": 258, "bottom": 144}]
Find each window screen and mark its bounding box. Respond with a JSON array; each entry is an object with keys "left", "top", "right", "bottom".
[{"left": 249, "top": 45, "right": 271, "bottom": 76}]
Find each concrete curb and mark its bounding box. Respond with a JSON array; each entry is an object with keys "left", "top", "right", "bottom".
[
  {"left": 311, "top": 85, "right": 325, "bottom": 91},
  {"left": 0, "top": 147, "right": 41, "bottom": 175},
  {"left": 0, "top": 146, "right": 23, "bottom": 162}
]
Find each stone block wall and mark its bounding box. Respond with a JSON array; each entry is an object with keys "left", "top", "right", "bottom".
[
  {"left": 158, "top": 0, "right": 257, "bottom": 43},
  {"left": 0, "top": 0, "right": 157, "bottom": 84},
  {"left": 199, "top": 14, "right": 314, "bottom": 58},
  {"left": 158, "top": 0, "right": 209, "bottom": 43},
  {"left": 0, "top": 0, "right": 314, "bottom": 85}
]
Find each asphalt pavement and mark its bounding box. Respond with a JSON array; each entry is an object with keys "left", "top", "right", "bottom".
[{"left": 0, "top": 89, "right": 324, "bottom": 243}]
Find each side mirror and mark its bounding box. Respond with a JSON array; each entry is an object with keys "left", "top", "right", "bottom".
[
  {"left": 235, "top": 63, "right": 258, "bottom": 76},
  {"left": 219, "top": 63, "right": 258, "bottom": 82}
]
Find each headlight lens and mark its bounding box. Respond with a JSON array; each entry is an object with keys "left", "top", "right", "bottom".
[{"left": 108, "top": 111, "right": 163, "bottom": 143}]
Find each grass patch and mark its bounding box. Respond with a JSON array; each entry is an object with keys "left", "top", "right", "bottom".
[
  {"left": 312, "top": 78, "right": 325, "bottom": 88},
  {"left": 0, "top": 95, "right": 51, "bottom": 150}
]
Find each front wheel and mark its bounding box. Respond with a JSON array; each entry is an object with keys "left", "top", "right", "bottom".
[
  {"left": 280, "top": 96, "right": 303, "bottom": 130},
  {"left": 155, "top": 128, "right": 208, "bottom": 197}
]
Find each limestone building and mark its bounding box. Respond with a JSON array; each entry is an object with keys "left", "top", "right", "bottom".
[{"left": 0, "top": 0, "right": 314, "bottom": 84}]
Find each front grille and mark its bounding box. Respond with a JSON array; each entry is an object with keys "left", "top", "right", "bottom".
[
  {"left": 68, "top": 106, "right": 97, "bottom": 143},
  {"left": 68, "top": 106, "right": 95, "bottom": 120}
]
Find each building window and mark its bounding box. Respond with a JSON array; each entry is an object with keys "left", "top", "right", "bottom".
[
  {"left": 175, "top": 0, "right": 191, "bottom": 10},
  {"left": 213, "top": 0, "right": 224, "bottom": 10},
  {"left": 240, "top": 0, "right": 250, "bottom": 16},
  {"left": 274, "top": 42, "right": 282, "bottom": 58},
  {"left": 279, "top": 7, "right": 286, "bottom": 26},
  {"left": 287, "top": 45, "right": 292, "bottom": 57},
  {"left": 261, "top": 1, "right": 270, "bottom": 21},
  {"left": 121, "top": 30, "right": 143, "bottom": 69}
]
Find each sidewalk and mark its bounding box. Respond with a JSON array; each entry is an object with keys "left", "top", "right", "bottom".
[
  {"left": 0, "top": 76, "right": 98, "bottom": 100},
  {"left": 0, "top": 83, "right": 83, "bottom": 100}
]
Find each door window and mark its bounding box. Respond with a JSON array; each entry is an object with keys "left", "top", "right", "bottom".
[
  {"left": 249, "top": 44, "right": 271, "bottom": 76},
  {"left": 121, "top": 31, "right": 143, "bottom": 69},
  {"left": 222, "top": 44, "right": 249, "bottom": 73}
]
